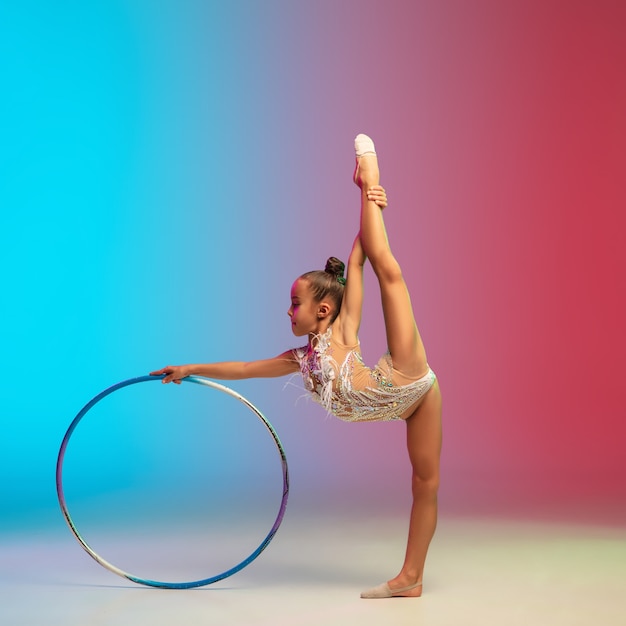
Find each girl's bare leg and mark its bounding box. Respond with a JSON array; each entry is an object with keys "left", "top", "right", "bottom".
[
  {"left": 355, "top": 136, "right": 442, "bottom": 598},
  {"left": 391, "top": 383, "right": 442, "bottom": 596},
  {"left": 360, "top": 384, "right": 442, "bottom": 600},
  {"left": 354, "top": 139, "right": 428, "bottom": 378}
]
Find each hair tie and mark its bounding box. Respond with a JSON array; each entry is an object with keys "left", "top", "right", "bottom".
[{"left": 337, "top": 276, "right": 346, "bottom": 286}]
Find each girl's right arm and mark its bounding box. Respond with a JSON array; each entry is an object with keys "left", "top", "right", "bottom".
[
  {"left": 150, "top": 350, "right": 299, "bottom": 384},
  {"left": 334, "top": 234, "right": 366, "bottom": 344},
  {"left": 334, "top": 185, "right": 387, "bottom": 344}
]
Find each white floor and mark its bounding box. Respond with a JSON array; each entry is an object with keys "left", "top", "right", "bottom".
[{"left": 1, "top": 509, "right": 625, "bottom": 626}]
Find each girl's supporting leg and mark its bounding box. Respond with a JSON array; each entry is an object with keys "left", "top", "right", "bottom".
[
  {"left": 360, "top": 380, "right": 442, "bottom": 599},
  {"left": 396, "top": 382, "right": 442, "bottom": 594},
  {"left": 354, "top": 137, "right": 428, "bottom": 379}
]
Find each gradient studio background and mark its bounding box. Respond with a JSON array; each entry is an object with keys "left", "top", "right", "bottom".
[{"left": 1, "top": 0, "right": 625, "bottom": 557}]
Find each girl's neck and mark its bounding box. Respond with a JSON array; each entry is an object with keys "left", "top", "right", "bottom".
[{"left": 308, "top": 323, "right": 332, "bottom": 347}]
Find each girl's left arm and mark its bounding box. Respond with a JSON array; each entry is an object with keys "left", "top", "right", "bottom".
[{"left": 150, "top": 351, "right": 300, "bottom": 384}]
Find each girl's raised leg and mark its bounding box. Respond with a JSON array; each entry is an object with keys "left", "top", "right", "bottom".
[{"left": 353, "top": 135, "right": 428, "bottom": 379}]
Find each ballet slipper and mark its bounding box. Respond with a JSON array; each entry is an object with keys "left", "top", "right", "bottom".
[
  {"left": 353, "top": 133, "right": 378, "bottom": 186},
  {"left": 354, "top": 133, "right": 376, "bottom": 157},
  {"left": 360, "top": 581, "right": 422, "bottom": 599}
]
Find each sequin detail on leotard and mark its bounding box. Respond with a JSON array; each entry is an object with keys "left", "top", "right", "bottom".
[{"left": 293, "top": 326, "right": 435, "bottom": 422}]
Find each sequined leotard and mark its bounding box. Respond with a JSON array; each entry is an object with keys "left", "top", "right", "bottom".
[{"left": 292, "top": 326, "right": 436, "bottom": 423}]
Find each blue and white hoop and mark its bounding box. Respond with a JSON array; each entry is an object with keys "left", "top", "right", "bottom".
[{"left": 56, "top": 375, "right": 289, "bottom": 589}]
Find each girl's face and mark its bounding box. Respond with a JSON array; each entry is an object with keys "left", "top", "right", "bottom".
[{"left": 288, "top": 279, "right": 320, "bottom": 337}]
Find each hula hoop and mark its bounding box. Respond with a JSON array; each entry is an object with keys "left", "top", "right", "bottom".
[{"left": 56, "top": 375, "right": 289, "bottom": 589}]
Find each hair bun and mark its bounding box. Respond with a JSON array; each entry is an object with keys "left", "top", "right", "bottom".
[{"left": 324, "top": 257, "right": 346, "bottom": 282}]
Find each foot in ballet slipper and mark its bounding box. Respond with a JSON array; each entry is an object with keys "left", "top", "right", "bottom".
[
  {"left": 355, "top": 133, "right": 376, "bottom": 157},
  {"left": 360, "top": 581, "right": 422, "bottom": 599},
  {"left": 353, "top": 133, "right": 380, "bottom": 188}
]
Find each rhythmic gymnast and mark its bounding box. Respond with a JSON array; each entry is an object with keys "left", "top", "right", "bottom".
[{"left": 151, "top": 134, "right": 442, "bottom": 599}]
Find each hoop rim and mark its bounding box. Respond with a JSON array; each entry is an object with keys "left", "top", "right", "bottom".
[{"left": 56, "top": 374, "right": 289, "bottom": 589}]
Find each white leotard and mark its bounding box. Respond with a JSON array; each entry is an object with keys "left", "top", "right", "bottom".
[{"left": 293, "top": 326, "right": 435, "bottom": 422}]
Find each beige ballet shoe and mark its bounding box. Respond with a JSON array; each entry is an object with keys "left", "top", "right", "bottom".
[
  {"left": 354, "top": 133, "right": 376, "bottom": 157},
  {"left": 353, "top": 133, "right": 378, "bottom": 186},
  {"left": 360, "top": 581, "right": 422, "bottom": 599}
]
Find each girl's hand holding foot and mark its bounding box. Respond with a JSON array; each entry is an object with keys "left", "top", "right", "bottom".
[{"left": 367, "top": 185, "right": 388, "bottom": 209}]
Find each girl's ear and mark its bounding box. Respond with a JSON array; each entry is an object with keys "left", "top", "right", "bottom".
[{"left": 317, "top": 302, "right": 331, "bottom": 319}]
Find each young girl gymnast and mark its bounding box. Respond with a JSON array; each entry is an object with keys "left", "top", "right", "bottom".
[{"left": 151, "top": 134, "right": 442, "bottom": 599}]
